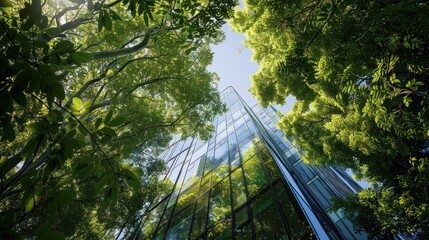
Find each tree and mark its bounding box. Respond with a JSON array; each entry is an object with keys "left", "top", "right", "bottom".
[
  {"left": 231, "top": 0, "right": 429, "bottom": 237},
  {"left": 0, "top": 0, "right": 236, "bottom": 238}
]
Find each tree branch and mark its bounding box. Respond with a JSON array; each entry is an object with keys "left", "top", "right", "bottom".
[{"left": 92, "top": 27, "right": 159, "bottom": 60}]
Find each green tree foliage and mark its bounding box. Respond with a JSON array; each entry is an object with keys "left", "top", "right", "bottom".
[
  {"left": 231, "top": 0, "right": 429, "bottom": 237},
  {"left": 0, "top": 0, "right": 236, "bottom": 238}
]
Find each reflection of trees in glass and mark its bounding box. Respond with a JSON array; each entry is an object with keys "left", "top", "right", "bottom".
[
  {"left": 190, "top": 191, "right": 209, "bottom": 239},
  {"left": 141, "top": 179, "right": 174, "bottom": 239},
  {"left": 206, "top": 217, "right": 232, "bottom": 240},
  {"left": 208, "top": 178, "right": 231, "bottom": 227},
  {"left": 231, "top": 168, "right": 247, "bottom": 210},
  {"left": 252, "top": 188, "right": 291, "bottom": 240},
  {"left": 166, "top": 205, "right": 194, "bottom": 239},
  {"left": 275, "top": 182, "right": 316, "bottom": 239},
  {"left": 144, "top": 134, "right": 316, "bottom": 239},
  {"left": 243, "top": 154, "right": 269, "bottom": 197}
]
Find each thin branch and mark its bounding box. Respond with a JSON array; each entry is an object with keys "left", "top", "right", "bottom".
[{"left": 92, "top": 27, "right": 159, "bottom": 60}]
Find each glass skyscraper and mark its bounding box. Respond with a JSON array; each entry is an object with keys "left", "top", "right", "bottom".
[{"left": 140, "top": 87, "right": 366, "bottom": 239}]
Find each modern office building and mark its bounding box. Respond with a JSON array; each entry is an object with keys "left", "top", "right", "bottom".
[{"left": 140, "top": 87, "right": 366, "bottom": 239}]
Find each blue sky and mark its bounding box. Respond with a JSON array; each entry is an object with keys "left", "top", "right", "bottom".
[
  {"left": 208, "top": 24, "right": 258, "bottom": 106},
  {"left": 209, "top": 24, "right": 295, "bottom": 114}
]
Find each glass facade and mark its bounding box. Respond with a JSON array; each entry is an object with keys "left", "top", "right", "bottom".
[{"left": 141, "top": 87, "right": 366, "bottom": 239}]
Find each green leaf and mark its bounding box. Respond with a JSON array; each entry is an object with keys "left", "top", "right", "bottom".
[
  {"left": 111, "top": 185, "right": 119, "bottom": 205},
  {"left": 110, "top": 10, "right": 122, "bottom": 22},
  {"left": 98, "top": 10, "right": 103, "bottom": 31},
  {"left": 54, "top": 176, "right": 72, "bottom": 190},
  {"left": 101, "top": 189, "right": 112, "bottom": 210},
  {"left": 74, "top": 164, "right": 93, "bottom": 179},
  {"left": 103, "top": 9, "right": 112, "bottom": 31},
  {"left": 96, "top": 175, "right": 111, "bottom": 193},
  {"left": 131, "top": 166, "right": 144, "bottom": 178},
  {"left": 55, "top": 190, "right": 74, "bottom": 205},
  {"left": 0, "top": 90, "right": 12, "bottom": 114},
  {"left": 51, "top": 81, "right": 65, "bottom": 100},
  {"left": 95, "top": 118, "right": 102, "bottom": 129},
  {"left": 45, "top": 27, "right": 62, "bottom": 39},
  {"left": 25, "top": 122, "right": 44, "bottom": 133},
  {"left": 0, "top": 156, "right": 8, "bottom": 169},
  {"left": 46, "top": 112, "right": 58, "bottom": 123},
  {"left": 138, "top": 3, "right": 145, "bottom": 15},
  {"left": 3, "top": 123, "right": 15, "bottom": 142},
  {"left": 71, "top": 52, "right": 94, "bottom": 64},
  {"left": 125, "top": 177, "right": 141, "bottom": 190},
  {"left": 143, "top": 13, "right": 149, "bottom": 26},
  {"left": 107, "top": 116, "right": 126, "bottom": 127},
  {"left": 37, "top": 230, "right": 65, "bottom": 240},
  {"left": 121, "top": 145, "right": 133, "bottom": 158},
  {"left": 47, "top": 199, "right": 58, "bottom": 218},
  {"left": 25, "top": 194, "right": 39, "bottom": 213},
  {"left": 101, "top": 127, "right": 115, "bottom": 136},
  {"left": 14, "top": 69, "right": 33, "bottom": 88},
  {"left": 11, "top": 89, "right": 27, "bottom": 107},
  {"left": 53, "top": 40, "right": 74, "bottom": 54},
  {"left": 72, "top": 97, "right": 82, "bottom": 108},
  {"left": 0, "top": 0, "right": 13, "bottom": 7},
  {"left": 82, "top": 99, "right": 93, "bottom": 109},
  {"left": 104, "top": 111, "right": 113, "bottom": 124}
]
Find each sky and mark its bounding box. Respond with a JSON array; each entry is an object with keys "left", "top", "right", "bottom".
[
  {"left": 208, "top": 24, "right": 258, "bottom": 106},
  {"left": 208, "top": 24, "right": 295, "bottom": 114}
]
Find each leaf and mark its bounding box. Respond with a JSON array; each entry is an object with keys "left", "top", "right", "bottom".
[
  {"left": 3, "top": 123, "right": 15, "bottom": 142},
  {"left": 121, "top": 167, "right": 141, "bottom": 189},
  {"left": 95, "top": 118, "right": 102, "bottom": 129},
  {"left": 131, "top": 166, "right": 144, "bottom": 178},
  {"left": 96, "top": 175, "right": 111, "bottom": 193},
  {"left": 110, "top": 10, "right": 122, "bottom": 22},
  {"left": 82, "top": 99, "right": 93, "bottom": 109},
  {"left": 54, "top": 176, "right": 72, "bottom": 190},
  {"left": 107, "top": 116, "right": 126, "bottom": 127},
  {"left": 0, "top": 156, "right": 8, "bottom": 169},
  {"left": 37, "top": 230, "right": 65, "bottom": 240},
  {"left": 71, "top": 52, "right": 94, "bottom": 64},
  {"left": 143, "top": 13, "right": 149, "bottom": 26},
  {"left": 111, "top": 185, "right": 119, "bottom": 205},
  {"left": 25, "top": 194, "right": 39, "bottom": 213},
  {"left": 0, "top": 0, "right": 13, "bottom": 7},
  {"left": 53, "top": 40, "right": 74, "bottom": 54},
  {"left": 21, "top": 137, "right": 38, "bottom": 157},
  {"left": 51, "top": 81, "right": 65, "bottom": 100},
  {"left": 46, "top": 112, "right": 58, "bottom": 123},
  {"left": 47, "top": 199, "right": 58, "bottom": 218},
  {"left": 14, "top": 69, "right": 32, "bottom": 88},
  {"left": 72, "top": 97, "right": 82, "bottom": 108},
  {"left": 103, "top": 9, "right": 112, "bottom": 31},
  {"left": 138, "top": 3, "right": 145, "bottom": 15},
  {"left": 125, "top": 177, "right": 141, "bottom": 190},
  {"left": 25, "top": 122, "right": 44, "bottom": 133},
  {"left": 0, "top": 90, "right": 12, "bottom": 113},
  {"left": 104, "top": 111, "right": 113, "bottom": 124},
  {"left": 98, "top": 10, "right": 103, "bottom": 31},
  {"left": 45, "top": 27, "right": 62, "bottom": 39},
  {"left": 101, "top": 188, "right": 112, "bottom": 210},
  {"left": 101, "top": 127, "right": 116, "bottom": 136},
  {"left": 74, "top": 164, "right": 93, "bottom": 179},
  {"left": 55, "top": 190, "right": 74, "bottom": 205}
]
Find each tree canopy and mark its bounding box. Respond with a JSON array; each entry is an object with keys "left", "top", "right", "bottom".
[
  {"left": 0, "top": 0, "right": 236, "bottom": 238},
  {"left": 231, "top": 0, "right": 429, "bottom": 237}
]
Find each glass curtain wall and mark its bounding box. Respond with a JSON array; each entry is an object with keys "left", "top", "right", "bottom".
[{"left": 140, "top": 87, "right": 365, "bottom": 240}]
